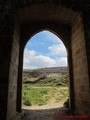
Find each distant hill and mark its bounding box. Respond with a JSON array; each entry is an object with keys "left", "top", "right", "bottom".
[
  {"left": 23, "top": 67, "right": 68, "bottom": 78},
  {"left": 23, "top": 67, "right": 68, "bottom": 86}
]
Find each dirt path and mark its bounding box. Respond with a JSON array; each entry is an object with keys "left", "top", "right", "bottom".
[{"left": 22, "top": 101, "right": 64, "bottom": 110}]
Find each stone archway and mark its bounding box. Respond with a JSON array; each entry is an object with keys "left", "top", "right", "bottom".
[
  {"left": 0, "top": 1, "right": 90, "bottom": 120},
  {"left": 22, "top": 29, "right": 70, "bottom": 109},
  {"left": 15, "top": 4, "right": 77, "bottom": 114},
  {"left": 17, "top": 23, "right": 74, "bottom": 109},
  {"left": 16, "top": 4, "right": 90, "bottom": 117}
]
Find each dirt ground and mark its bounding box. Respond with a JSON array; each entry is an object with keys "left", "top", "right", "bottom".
[
  {"left": 22, "top": 101, "right": 64, "bottom": 110},
  {"left": 21, "top": 104, "right": 89, "bottom": 120},
  {"left": 21, "top": 102, "right": 80, "bottom": 120}
]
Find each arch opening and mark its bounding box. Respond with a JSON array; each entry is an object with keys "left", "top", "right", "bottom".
[{"left": 22, "top": 30, "right": 69, "bottom": 118}]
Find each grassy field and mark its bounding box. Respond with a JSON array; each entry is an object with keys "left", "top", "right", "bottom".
[
  {"left": 22, "top": 75, "right": 69, "bottom": 106},
  {"left": 22, "top": 85, "right": 69, "bottom": 106}
]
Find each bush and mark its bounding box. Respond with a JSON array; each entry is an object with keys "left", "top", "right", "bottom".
[{"left": 23, "top": 99, "right": 31, "bottom": 106}]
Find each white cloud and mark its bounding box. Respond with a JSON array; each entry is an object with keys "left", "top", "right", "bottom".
[
  {"left": 34, "top": 55, "right": 57, "bottom": 67},
  {"left": 56, "top": 57, "right": 67, "bottom": 66},
  {"left": 23, "top": 49, "right": 37, "bottom": 69},
  {"left": 48, "top": 44, "right": 67, "bottom": 57},
  {"left": 23, "top": 48, "right": 67, "bottom": 69},
  {"left": 23, "top": 31, "right": 67, "bottom": 69}
]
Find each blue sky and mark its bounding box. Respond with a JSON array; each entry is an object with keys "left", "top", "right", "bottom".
[{"left": 23, "top": 30, "right": 67, "bottom": 69}]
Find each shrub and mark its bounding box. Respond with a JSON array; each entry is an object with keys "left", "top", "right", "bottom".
[{"left": 23, "top": 99, "right": 31, "bottom": 106}]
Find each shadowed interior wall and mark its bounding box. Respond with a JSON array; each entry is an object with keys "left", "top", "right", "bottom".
[
  {"left": 0, "top": 16, "right": 15, "bottom": 120},
  {"left": 7, "top": 26, "right": 21, "bottom": 120},
  {"left": 72, "top": 13, "right": 90, "bottom": 115}
]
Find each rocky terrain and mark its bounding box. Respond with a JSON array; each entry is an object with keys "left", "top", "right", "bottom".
[{"left": 23, "top": 67, "right": 68, "bottom": 81}]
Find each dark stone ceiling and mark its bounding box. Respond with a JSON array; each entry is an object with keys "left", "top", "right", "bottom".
[{"left": 0, "top": 0, "right": 90, "bottom": 34}]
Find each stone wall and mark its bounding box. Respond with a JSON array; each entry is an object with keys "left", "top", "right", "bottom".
[
  {"left": 71, "top": 13, "right": 90, "bottom": 115},
  {"left": 7, "top": 29, "right": 20, "bottom": 120},
  {"left": 0, "top": 16, "right": 15, "bottom": 119}
]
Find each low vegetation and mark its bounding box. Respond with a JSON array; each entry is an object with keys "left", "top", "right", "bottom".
[
  {"left": 22, "top": 74, "right": 69, "bottom": 106},
  {"left": 23, "top": 74, "right": 68, "bottom": 86}
]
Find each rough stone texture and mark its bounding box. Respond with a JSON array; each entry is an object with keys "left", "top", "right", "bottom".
[
  {"left": 0, "top": 14, "right": 15, "bottom": 120},
  {"left": 9, "top": 113, "right": 21, "bottom": 120},
  {"left": 72, "top": 13, "right": 90, "bottom": 115},
  {"left": 7, "top": 29, "right": 20, "bottom": 120},
  {"left": 0, "top": 0, "right": 90, "bottom": 120}
]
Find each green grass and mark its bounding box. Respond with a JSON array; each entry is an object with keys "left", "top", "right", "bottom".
[
  {"left": 22, "top": 84, "right": 69, "bottom": 106},
  {"left": 22, "top": 75, "right": 69, "bottom": 106}
]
